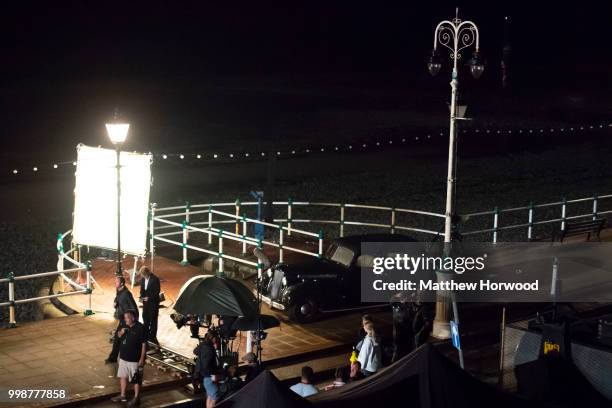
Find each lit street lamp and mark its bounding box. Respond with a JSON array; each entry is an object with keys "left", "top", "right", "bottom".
[
  {"left": 428, "top": 9, "right": 483, "bottom": 350},
  {"left": 106, "top": 114, "right": 130, "bottom": 277}
]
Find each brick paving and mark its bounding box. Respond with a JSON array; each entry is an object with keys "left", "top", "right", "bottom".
[
  {"left": 0, "top": 237, "right": 394, "bottom": 406},
  {"left": 0, "top": 314, "right": 180, "bottom": 408},
  {"left": 56, "top": 255, "right": 391, "bottom": 363}
]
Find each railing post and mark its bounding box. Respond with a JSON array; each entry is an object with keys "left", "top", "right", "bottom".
[
  {"left": 340, "top": 204, "right": 345, "bottom": 237},
  {"left": 217, "top": 231, "right": 224, "bottom": 277},
  {"left": 593, "top": 194, "right": 598, "bottom": 221},
  {"left": 527, "top": 202, "right": 534, "bottom": 241},
  {"left": 56, "top": 233, "right": 65, "bottom": 293},
  {"left": 180, "top": 220, "right": 189, "bottom": 266},
  {"left": 278, "top": 223, "right": 284, "bottom": 263},
  {"left": 390, "top": 208, "right": 396, "bottom": 234},
  {"left": 149, "top": 203, "right": 156, "bottom": 273},
  {"left": 318, "top": 229, "right": 324, "bottom": 258},
  {"left": 242, "top": 214, "right": 247, "bottom": 255},
  {"left": 7, "top": 272, "right": 16, "bottom": 328},
  {"left": 208, "top": 205, "right": 213, "bottom": 245},
  {"left": 7, "top": 272, "right": 17, "bottom": 329},
  {"left": 185, "top": 201, "right": 191, "bottom": 240},
  {"left": 235, "top": 198, "right": 241, "bottom": 235},
  {"left": 287, "top": 197, "right": 293, "bottom": 237},
  {"left": 492, "top": 207, "right": 499, "bottom": 243},
  {"left": 84, "top": 261, "right": 94, "bottom": 316},
  {"left": 561, "top": 197, "right": 567, "bottom": 232}
]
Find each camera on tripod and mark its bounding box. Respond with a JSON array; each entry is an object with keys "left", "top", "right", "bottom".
[{"left": 170, "top": 313, "right": 211, "bottom": 339}]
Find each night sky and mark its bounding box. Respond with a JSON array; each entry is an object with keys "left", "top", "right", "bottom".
[{"left": 0, "top": 1, "right": 610, "bottom": 164}]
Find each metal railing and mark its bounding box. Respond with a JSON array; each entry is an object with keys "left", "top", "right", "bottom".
[
  {"left": 48, "top": 192, "right": 611, "bottom": 292},
  {"left": 0, "top": 264, "right": 93, "bottom": 327},
  {"left": 150, "top": 199, "right": 446, "bottom": 275},
  {"left": 150, "top": 193, "right": 612, "bottom": 273},
  {"left": 460, "top": 193, "right": 612, "bottom": 242}
]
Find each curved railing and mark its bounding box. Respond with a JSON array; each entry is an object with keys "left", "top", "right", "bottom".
[{"left": 54, "top": 192, "right": 612, "bottom": 284}]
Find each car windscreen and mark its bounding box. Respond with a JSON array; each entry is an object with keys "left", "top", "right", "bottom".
[{"left": 326, "top": 244, "right": 355, "bottom": 267}]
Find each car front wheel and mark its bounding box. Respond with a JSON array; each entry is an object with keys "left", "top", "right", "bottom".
[{"left": 288, "top": 298, "right": 318, "bottom": 323}]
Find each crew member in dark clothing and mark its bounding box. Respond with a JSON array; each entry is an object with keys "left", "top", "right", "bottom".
[
  {"left": 106, "top": 276, "right": 138, "bottom": 363},
  {"left": 413, "top": 302, "right": 435, "bottom": 347},
  {"left": 242, "top": 352, "right": 262, "bottom": 383},
  {"left": 110, "top": 309, "right": 146, "bottom": 407},
  {"left": 195, "top": 332, "right": 220, "bottom": 408},
  {"left": 391, "top": 293, "right": 415, "bottom": 362},
  {"left": 138, "top": 266, "right": 160, "bottom": 344}
]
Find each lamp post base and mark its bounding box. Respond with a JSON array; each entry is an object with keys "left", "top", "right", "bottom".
[{"left": 432, "top": 319, "right": 451, "bottom": 339}]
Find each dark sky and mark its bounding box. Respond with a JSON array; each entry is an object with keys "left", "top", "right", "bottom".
[
  {"left": 0, "top": 1, "right": 610, "bottom": 164},
  {"left": 1, "top": 2, "right": 610, "bottom": 80}
]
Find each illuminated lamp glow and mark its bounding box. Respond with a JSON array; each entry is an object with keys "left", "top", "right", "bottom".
[{"left": 105, "top": 123, "right": 130, "bottom": 144}]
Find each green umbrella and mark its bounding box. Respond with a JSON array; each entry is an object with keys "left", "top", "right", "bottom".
[{"left": 174, "top": 275, "right": 258, "bottom": 317}]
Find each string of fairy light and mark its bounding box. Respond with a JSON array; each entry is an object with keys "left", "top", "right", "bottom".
[{"left": 8, "top": 122, "right": 612, "bottom": 175}]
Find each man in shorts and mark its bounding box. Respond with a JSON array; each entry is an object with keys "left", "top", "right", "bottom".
[{"left": 111, "top": 309, "right": 146, "bottom": 407}]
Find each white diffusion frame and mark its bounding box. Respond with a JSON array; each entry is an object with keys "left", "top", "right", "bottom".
[{"left": 72, "top": 144, "right": 152, "bottom": 256}]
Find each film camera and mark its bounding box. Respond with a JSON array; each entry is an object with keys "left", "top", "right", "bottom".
[
  {"left": 171, "top": 313, "right": 239, "bottom": 368},
  {"left": 170, "top": 312, "right": 211, "bottom": 339}
]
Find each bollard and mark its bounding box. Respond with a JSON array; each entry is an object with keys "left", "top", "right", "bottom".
[
  {"left": 390, "top": 208, "right": 396, "bottom": 234},
  {"left": 84, "top": 262, "right": 94, "bottom": 316},
  {"left": 318, "top": 229, "right": 324, "bottom": 258},
  {"left": 246, "top": 330, "right": 253, "bottom": 353},
  {"left": 208, "top": 205, "right": 213, "bottom": 245},
  {"left": 340, "top": 204, "right": 345, "bottom": 237},
  {"left": 492, "top": 207, "right": 499, "bottom": 243},
  {"left": 8, "top": 272, "right": 16, "bottom": 328},
  {"left": 180, "top": 220, "right": 189, "bottom": 266},
  {"left": 217, "top": 231, "right": 224, "bottom": 277},
  {"left": 287, "top": 198, "right": 293, "bottom": 237},
  {"left": 278, "top": 223, "right": 284, "bottom": 263},
  {"left": 527, "top": 202, "right": 534, "bottom": 241},
  {"left": 593, "top": 194, "right": 598, "bottom": 221}
]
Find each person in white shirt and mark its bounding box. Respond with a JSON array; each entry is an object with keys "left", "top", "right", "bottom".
[
  {"left": 290, "top": 366, "right": 319, "bottom": 397},
  {"left": 357, "top": 321, "right": 381, "bottom": 376}
]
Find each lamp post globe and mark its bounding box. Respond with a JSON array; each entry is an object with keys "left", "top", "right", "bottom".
[
  {"left": 105, "top": 123, "right": 130, "bottom": 144},
  {"left": 428, "top": 51, "right": 442, "bottom": 76},
  {"left": 468, "top": 51, "right": 485, "bottom": 79}
]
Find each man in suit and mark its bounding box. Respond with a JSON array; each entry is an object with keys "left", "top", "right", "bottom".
[{"left": 139, "top": 266, "right": 161, "bottom": 345}]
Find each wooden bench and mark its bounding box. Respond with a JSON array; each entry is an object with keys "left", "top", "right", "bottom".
[{"left": 553, "top": 218, "right": 607, "bottom": 242}]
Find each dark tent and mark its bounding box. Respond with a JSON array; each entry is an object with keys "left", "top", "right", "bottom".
[
  {"left": 515, "top": 357, "right": 611, "bottom": 407},
  {"left": 309, "top": 343, "right": 554, "bottom": 408},
  {"left": 216, "top": 370, "right": 312, "bottom": 408}
]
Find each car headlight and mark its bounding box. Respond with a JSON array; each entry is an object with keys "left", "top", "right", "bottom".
[
  {"left": 282, "top": 277, "right": 287, "bottom": 286},
  {"left": 266, "top": 269, "right": 273, "bottom": 278}
]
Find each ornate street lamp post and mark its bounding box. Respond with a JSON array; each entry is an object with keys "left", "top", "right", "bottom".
[
  {"left": 428, "top": 9, "right": 484, "bottom": 348},
  {"left": 106, "top": 113, "right": 130, "bottom": 277}
]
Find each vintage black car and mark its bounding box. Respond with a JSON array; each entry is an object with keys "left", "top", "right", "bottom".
[{"left": 257, "top": 233, "right": 416, "bottom": 322}]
